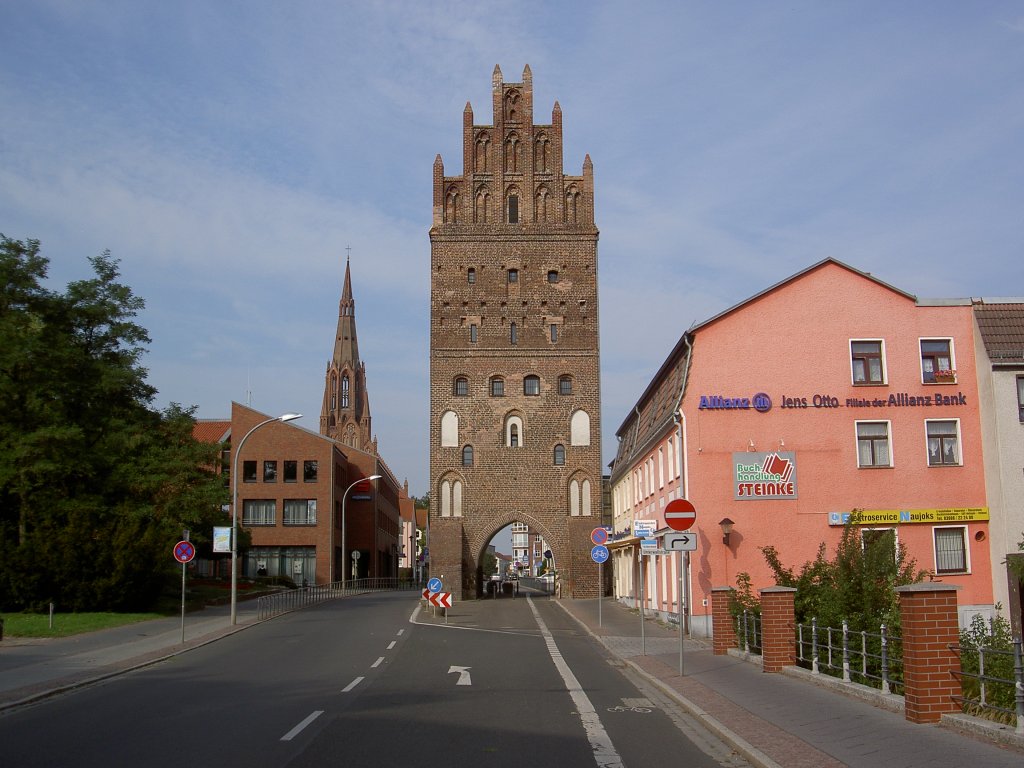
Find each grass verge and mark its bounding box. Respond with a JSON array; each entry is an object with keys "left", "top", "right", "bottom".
[{"left": 1, "top": 612, "right": 163, "bottom": 638}]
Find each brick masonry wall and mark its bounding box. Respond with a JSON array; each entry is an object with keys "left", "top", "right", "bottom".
[
  {"left": 760, "top": 586, "right": 797, "bottom": 672},
  {"left": 711, "top": 587, "right": 737, "bottom": 655},
  {"left": 429, "top": 68, "right": 602, "bottom": 599},
  {"left": 897, "top": 583, "right": 963, "bottom": 723}
]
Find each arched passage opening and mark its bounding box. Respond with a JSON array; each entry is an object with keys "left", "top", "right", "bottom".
[{"left": 473, "top": 515, "right": 560, "bottom": 599}]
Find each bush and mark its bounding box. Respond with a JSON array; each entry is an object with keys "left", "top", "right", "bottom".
[{"left": 958, "top": 610, "right": 1018, "bottom": 724}]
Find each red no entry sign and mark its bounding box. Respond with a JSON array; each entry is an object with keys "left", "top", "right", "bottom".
[
  {"left": 665, "top": 499, "right": 697, "bottom": 531},
  {"left": 173, "top": 540, "right": 196, "bottom": 563}
]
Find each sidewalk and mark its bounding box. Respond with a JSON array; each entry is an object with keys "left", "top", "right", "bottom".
[
  {"left": 0, "top": 602, "right": 258, "bottom": 711},
  {"left": 556, "top": 596, "right": 1024, "bottom": 768}
]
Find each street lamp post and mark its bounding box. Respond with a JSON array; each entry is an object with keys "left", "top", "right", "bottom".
[
  {"left": 231, "top": 412, "right": 302, "bottom": 625},
  {"left": 341, "top": 474, "right": 381, "bottom": 583}
]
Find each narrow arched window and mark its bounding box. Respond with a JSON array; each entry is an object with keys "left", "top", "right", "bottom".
[
  {"left": 341, "top": 375, "right": 350, "bottom": 408},
  {"left": 559, "top": 375, "right": 573, "bottom": 395},
  {"left": 510, "top": 423, "right": 519, "bottom": 448},
  {"left": 454, "top": 376, "right": 469, "bottom": 396},
  {"left": 440, "top": 411, "right": 459, "bottom": 447},
  {"left": 462, "top": 445, "right": 474, "bottom": 466},
  {"left": 510, "top": 322, "right": 518, "bottom": 345},
  {"left": 524, "top": 375, "right": 540, "bottom": 396},
  {"left": 554, "top": 444, "right": 565, "bottom": 466},
  {"left": 467, "top": 267, "right": 476, "bottom": 284}
]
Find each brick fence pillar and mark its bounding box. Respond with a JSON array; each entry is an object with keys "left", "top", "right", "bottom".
[
  {"left": 711, "top": 587, "right": 737, "bottom": 655},
  {"left": 760, "top": 586, "right": 797, "bottom": 673},
  {"left": 896, "top": 583, "right": 962, "bottom": 724}
]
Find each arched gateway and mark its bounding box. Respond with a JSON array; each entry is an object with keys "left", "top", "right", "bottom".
[{"left": 429, "top": 65, "right": 602, "bottom": 599}]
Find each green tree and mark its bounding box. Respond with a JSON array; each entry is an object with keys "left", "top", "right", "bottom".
[
  {"left": 0, "top": 235, "right": 228, "bottom": 611},
  {"left": 757, "top": 517, "right": 926, "bottom": 632}
]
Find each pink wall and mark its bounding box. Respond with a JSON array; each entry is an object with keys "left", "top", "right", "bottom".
[{"left": 679, "top": 263, "right": 991, "bottom": 617}]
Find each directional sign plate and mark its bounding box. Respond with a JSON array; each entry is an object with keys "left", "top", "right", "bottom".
[
  {"left": 664, "top": 532, "right": 698, "bottom": 551},
  {"left": 633, "top": 519, "right": 657, "bottom": 538},
  {"left": 429, "top": 592, "right": 452, "bottom": 608},
  {"left": 591, "top": 544, "right": 609, "bottom": 564},
  {"left": 427, "top": 577, "right": 443, "bottom": 593}
]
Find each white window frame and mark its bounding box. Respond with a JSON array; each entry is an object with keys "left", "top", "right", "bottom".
[
  {"left": 850, "top": 338, "right": 887, "bottom": 385},
  {"left": 855, "top": 420, "right": 893, "bottom": 468},
  {"left": 933, "top": 525, "right": 969, "bottom": 575},
  {"left": 919, "top": 337, "right": 956, "bottom": 384},
  {"left": 925, "top": 418, "right": 962, "bottom": 467}
]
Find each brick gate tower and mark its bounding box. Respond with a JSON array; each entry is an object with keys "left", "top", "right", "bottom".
[{"left": 429, "top": 65, "right": 601, "bottom": 599}]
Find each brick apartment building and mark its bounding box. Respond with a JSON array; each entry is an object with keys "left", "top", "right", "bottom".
[
  {"left": 196, "top": 260, "right": 406, "bottom": 585},
  {"left": 429, "top": 65, "right": 602, "bottom": 599}
]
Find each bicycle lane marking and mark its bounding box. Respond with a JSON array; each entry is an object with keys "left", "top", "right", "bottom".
[{"left": 526, "top": 596, "right": 623, "bottom": 768}]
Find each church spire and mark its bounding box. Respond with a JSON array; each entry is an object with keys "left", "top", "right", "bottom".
[{"left": 320, "top": 251, "right": 372, "bottom": 451}]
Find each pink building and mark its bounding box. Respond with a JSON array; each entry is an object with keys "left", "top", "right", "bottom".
[{"left": 610, "top": 259, "right": 993, "bottom": 635}]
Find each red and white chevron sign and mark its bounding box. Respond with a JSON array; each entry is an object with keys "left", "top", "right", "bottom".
[
  {"left": 422, "top": 589, "right": 430, "bottom": 600},
  {"left": 428, "top": 591, "right": 452, "bottom": 608}
]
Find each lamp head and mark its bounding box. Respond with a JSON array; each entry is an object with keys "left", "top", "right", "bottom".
[
  {"left": 719, "top": 517, "right": 735, "bottom": 546},
  {"left": 278, "top": 413, "right": 302, "bottom": 423}
]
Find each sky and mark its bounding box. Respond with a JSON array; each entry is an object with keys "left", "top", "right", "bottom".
[{"left": 3, "top": 2, "right": 1023, "bottom": 501}]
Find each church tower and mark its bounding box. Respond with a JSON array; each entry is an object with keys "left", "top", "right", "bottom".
[
  {"left": 321, "top": 257, "right": 373, "bottom": 452},
  {"left": 429, "top": 65, "right": 601, "bottom": 599}
]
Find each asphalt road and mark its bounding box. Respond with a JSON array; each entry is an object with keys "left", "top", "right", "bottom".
[{"left": 0, "top": 591, "right": 748, "bottom": 767}]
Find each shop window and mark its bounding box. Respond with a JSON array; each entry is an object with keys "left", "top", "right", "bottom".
[
  {"left": 926, "top": 419, "right": 960, "bottom": 466},
  {"left": 920, "top": 339, "right": 954, "bottom": 383},
  {"left": 934, "top": 527, "right": 968, "bottom": 574},
  {"left": 856, "top": 421, "right": 891, "bottom": 467},
  {"left": 851, "top": 340, "right": 885, "bottom": 384}
]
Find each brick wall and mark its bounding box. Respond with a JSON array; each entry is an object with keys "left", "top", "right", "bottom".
[
  {"left": 897, "top": 583, "right": 963, "bottom": 723},
  {"left": 760, "top": 586, "right": 797, "bottom": 672},
  {"left": 429, "top": 66, "right": 602, "bottom": 599},
  {"left": 711, "top": 587, "right": 737, "bottom": 655}
]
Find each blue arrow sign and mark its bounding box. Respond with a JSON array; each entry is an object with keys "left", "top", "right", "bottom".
[
  {"left": 427, "top": 577, "right": 443, "bottom": 593},
  {"left": 591, "top": 545, "right": 609, "bottom": 564}
]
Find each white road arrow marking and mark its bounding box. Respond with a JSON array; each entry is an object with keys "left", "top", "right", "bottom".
[{"left": 448, "top": 665, "right": 472, "bottom": 686}]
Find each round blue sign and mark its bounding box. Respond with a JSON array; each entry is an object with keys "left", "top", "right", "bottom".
[
  {"left": 427, "top": 577, "right": 443, "bottom": 593},
  {"left": 752, "top": 392, "right": 772, "bottom": 413},
  {"left": 591, "top": 545, "right": 609, "bottom": 564}
]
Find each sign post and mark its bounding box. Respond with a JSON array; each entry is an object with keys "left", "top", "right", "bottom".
[
  {"left": 591, "top": 539, "right": 609, "bottom": 627},
  {"left": 665, "top": 499, "right": 697, "bottom": 676},
  {"left": 173, "top": 539, "right": 195, "bottom": 643}
]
